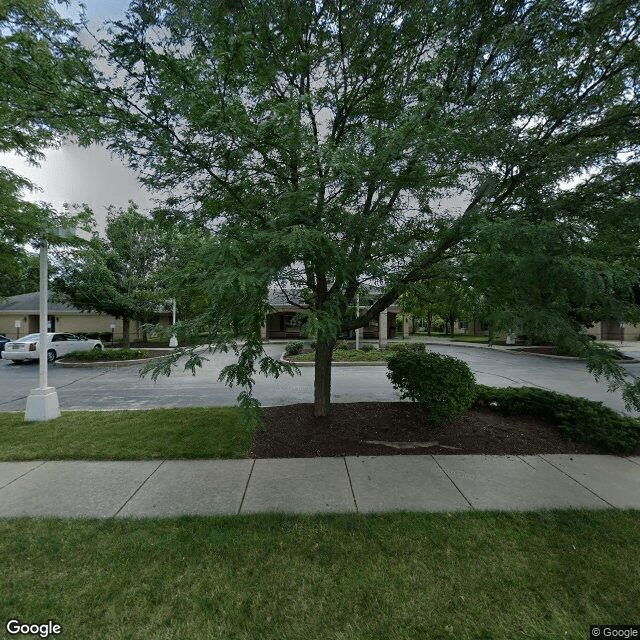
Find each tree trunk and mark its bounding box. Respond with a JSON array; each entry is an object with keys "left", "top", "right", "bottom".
[
  {"left": 449, "top": 313, "right": 456, "bottom": 337},
  {"left": 122, "top": 317, "right": 131, "bottom": 348},
  {"left": 314, "top": 338, "right": 335, "bottom": 417},
  {"left": 427, "top": 313, "right": 432, "bottom": 335}
]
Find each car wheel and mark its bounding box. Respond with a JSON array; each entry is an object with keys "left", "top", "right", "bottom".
[
  {"left": 47, "top": 349, "right": 57, "bottom": 363},
  {"left": 93, "top": 344, "right": 103, "bottom": 351}
]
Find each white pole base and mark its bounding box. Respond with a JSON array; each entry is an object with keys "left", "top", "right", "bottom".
[
  {"left": 169, "top": 335, "right": 178, "bottom": 347},
  {"left": 25, "top": 387, "right": 61, "bottom": 422}
]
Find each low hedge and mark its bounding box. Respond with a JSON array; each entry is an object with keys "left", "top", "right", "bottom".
[
  {"left": 65, "top": 348, "right": 150, "bottom": 361},
  {"left": 475, "top": 385, "right": 640, "bottom": 453}
]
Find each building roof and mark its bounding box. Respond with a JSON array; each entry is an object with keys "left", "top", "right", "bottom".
[
  {"left": 0, "top": 292, "right": 83, "bottom": 314},
  {"left": 267, "top": 288, "right": 399, "bottom": 311}
]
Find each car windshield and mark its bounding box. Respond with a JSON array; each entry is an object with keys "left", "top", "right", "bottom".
[{"left": 14, "top": 333, "right": 53, "bottom": 342}]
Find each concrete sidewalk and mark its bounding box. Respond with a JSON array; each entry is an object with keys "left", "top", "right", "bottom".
[{"left": 1, "top": 454, "right": 639, "bottom": 518}]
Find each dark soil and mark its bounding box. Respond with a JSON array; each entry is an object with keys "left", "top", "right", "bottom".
[{"left": 252, "top": 402, "right": 607, "bottom": 458}]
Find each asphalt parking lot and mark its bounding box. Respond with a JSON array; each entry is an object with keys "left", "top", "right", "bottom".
[{"left": 1, "top": 342, "right": 639, "bottom": 415}]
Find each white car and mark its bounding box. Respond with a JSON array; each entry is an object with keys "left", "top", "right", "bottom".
[{"left": 1, "top": 333, "right": 104, "bottom": 363}]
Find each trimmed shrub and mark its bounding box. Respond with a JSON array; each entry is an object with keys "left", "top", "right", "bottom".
[
  {"left": 387, "top": 350, "right": 476, "bottom": 425},
  {"left": 360, "top": 343, "right": 375, "bottom": 352},
  {"left": 387, "top": 342, "right": 426, "bottom": 354},
  {"left": 65, "top": 348, "right": 150, "bottom": 360},
  {"left": 285, "top": 340, "right": 304, "bottom": 356},
  {"left": 475, "top": 385, "right": 640, "bottom": 453}
]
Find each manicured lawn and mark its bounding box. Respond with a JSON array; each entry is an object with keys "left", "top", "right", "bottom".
[
  {"left": 1, "top": 510, "right": 638, "bottom": 639},
  {"left": 451, "top": 335, "right": 490, "bottom": 343},
  {"left": 0, "top": 408, "right": 250, "bottom": 460}
]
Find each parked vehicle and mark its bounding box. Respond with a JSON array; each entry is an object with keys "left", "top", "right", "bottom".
[
  {"left": 0, "top": 335, "right": 9, "bottom": 354},
  {"left": 1, "top": 333, "right": 103, "bottom": 363}
]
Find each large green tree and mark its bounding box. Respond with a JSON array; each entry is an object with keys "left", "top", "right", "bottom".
[
  {"left": 0, "top": 247, "right": 41, "bottom": 297},
  {"left": 53, "top": 204, "right": 170, "bottom": 347},
  {"left": 98, "top": 0, "right": 640, "bottom": 416},
  {"left": 0, "top": 0, "right": 98, "bottom": 274}
]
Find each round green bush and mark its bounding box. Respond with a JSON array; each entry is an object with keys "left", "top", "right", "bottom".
[
  {"left": 285, "top": 340, "right": 304, "bottom": 355},
  {"left": 386, "top": 350, "right": 476, "bottom": 425},
  {"left": 360, "top": 343, "right": 375, "bottom": 352}
]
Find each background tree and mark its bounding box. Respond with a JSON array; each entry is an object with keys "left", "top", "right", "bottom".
[
  {"left": 0, "top": 0, "right": 99, "bottom": 286},
  {"left": 0, "top": 248, "right": 43, "bottom": 298},
  {"left": 97, "top": 0, "right": 640, "bottom": 416},
  {"left": 53, "top": 204, "right": 169, "bottom": 347},
  {"left": 399, "top": 269, "right": 475, "bottom": 338}
]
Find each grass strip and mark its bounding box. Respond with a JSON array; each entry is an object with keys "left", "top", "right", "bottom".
[
  {"left": 289, "top": 348, "right": 391, "bottom": 362},
  {"left": 1, "top": 510, "right": 638, "bottom": 639},
  {"left": 0, "top": 408, "right": 250, "bottom": 460}
]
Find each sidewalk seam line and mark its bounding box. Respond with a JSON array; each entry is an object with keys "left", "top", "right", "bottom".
[
  {"left": 537, "top": 456, "right": 615, "bottom": 507},
  {"left": 516, "top": 455, "right": 538, "bottom": 470},
  {"left": 238, "top": 458, "right": 256, "bottom": 515},
  {"left": 431, "top": 456, "right": 475, "bottom": 510},
  {"left": 112, "top": 459, "right": 166, "bottom": 517},
  {"left": 625, "top": 457, "right": 640, "bottom": 467},
  {"left": 343, "top": 458, "right": 359, "bottom": 513},
  {"left": 0, "top": 460, "right": 47, "bottom": 490}
]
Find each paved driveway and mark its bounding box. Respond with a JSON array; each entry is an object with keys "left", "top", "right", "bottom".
[{"left": 0, "top": 342, "right": 638, "bottom": 415}]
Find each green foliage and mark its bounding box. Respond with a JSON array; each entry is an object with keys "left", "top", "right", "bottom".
[
  {"left": 387, "top": 351, "right": 476, "bottom": 425},
  {"left": 0, "top": 247, "right": 40, "bottom": 298},
  {"left": 0, "top": 1, "right": 98, "bottom": 278},
  {"left": 284, "top": 340, "right": 304, "bottom": 355},
  {"left": 52, "top": 204, "right": 170, "bottom": 346},
  {"left": 387, "top": 342, "right": 426, "bottom": 354},
  {"left": 360, "top": 344, "right": 375, "bottom": 352},
  {"left": 476, "top": 385, "right": 640, "bottom": 453},
  {"left": 65, "top": 348, "right": 149, "bottom": 361},
  {"left": 98, "top": 0, "right": 640, "bottom": 415}
]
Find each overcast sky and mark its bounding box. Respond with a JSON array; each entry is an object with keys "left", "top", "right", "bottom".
[{"left": 1, "top": 0, "right": 147, "bottom": 234}]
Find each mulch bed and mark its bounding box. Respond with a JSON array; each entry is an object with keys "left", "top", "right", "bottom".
[{"left": 252, "top": 402, "right": 609, "bottom": 458}]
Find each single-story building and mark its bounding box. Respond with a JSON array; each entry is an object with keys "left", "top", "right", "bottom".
[
  {"left": 453, "top": 317, "right": 640, "bottom": 341},
  {"left": 262, "top": 290, "right": 407, "bottom": 347},
  {"left": 584, "top": 320, "right": 640, "bottom": 342},
  {"left": 0, "top": 292, "right": 172, "bottom": 342}
]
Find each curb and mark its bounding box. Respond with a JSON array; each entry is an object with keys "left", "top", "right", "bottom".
[{"left": 418, "top": 339, "right": 640, "bottom": 363}]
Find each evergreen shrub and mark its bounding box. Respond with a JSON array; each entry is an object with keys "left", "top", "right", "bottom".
[
  {"left": 476, "top": 385, "right": 640, "bottom": 453},
  {"left": 387, "top": 350, "right": 476, "bottom": 425}
]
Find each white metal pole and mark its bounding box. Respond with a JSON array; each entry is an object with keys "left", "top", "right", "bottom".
[
  {"left": 39, "top": 238, "right": 48, "bottom": 390},
  {"left": 169, "top": 298, "right": 178, "bottom": 347},
  {"left": 355, "top": 294, "right": 360, "bottom": 350}
]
